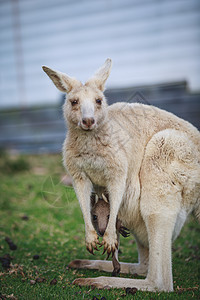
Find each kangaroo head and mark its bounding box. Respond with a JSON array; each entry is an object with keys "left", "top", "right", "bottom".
[
  {"left": 42, "top": 59, "right": 112, "bottom": 131},
  {"left": 91, "top": 193, "right": 110, "bottom": 237}
]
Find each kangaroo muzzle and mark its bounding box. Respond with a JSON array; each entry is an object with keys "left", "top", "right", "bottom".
[{"left": 80, "top": 100, "right": 96, "bottom": 130}]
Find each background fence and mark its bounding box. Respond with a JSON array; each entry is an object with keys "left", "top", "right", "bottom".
[{"left": 0, "top": 81, "right": 199, "bottom": 154}]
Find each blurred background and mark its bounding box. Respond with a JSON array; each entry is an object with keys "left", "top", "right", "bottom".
[{"left": 0, "top": 0, "right": 200, "bottom": 154}]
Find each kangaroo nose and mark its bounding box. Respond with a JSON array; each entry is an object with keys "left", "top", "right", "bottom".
[
  {"left": 98, "top": 229, "right": 105, "bottom": 237},
  {"left": 99, "top": 230, "right": 105, "bottom": 236},
  {"left": 82, "top": 117, "right": 95, "bottom": 127}
]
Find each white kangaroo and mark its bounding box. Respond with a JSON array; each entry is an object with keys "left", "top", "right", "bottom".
[{"left": 43, "top": 59, "right": 200, "bottom": 292}]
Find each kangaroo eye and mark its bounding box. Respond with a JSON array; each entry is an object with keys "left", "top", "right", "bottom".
[
  {"left": 71, "top": 99, "right": 79, "bottom": 106},
  {"left": 93, "top": 215, "right": 97, "bottom": 221},
  {"left": 107, "top": 215, "right": 110, "bottom": 220},
  {"left": 96, "top": 99, "right": 102, "bottom": 105}
]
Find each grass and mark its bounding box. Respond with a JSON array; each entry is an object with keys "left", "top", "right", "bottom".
[{"left": 0, "top": 153, "right": 199, "bottom": 299}]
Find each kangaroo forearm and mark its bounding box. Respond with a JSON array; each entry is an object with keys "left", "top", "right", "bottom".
[{"left": 73, "top": 177, "right": 93, "bottom": 229}]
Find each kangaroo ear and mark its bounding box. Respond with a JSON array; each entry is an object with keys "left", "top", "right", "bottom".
[
  {"left": 91, "top": 193, "right": 98, "bottom": 207},
  {"left": 42, "top": 66, "right": 82, "bottom": 93},
  {"left": 86, "top": 58, "right": 112, "bottom": 91},
  {"left": 102, "top": 193, "right": 109, "bottom": 203}
]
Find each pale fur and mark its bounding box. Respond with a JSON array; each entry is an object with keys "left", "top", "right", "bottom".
[{"left": 42, "top": 59, "right": 200, "bottom": 292}]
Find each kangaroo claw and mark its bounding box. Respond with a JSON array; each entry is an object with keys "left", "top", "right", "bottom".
[
  {"left": 106, "top": 251, "right": 111, "bottom": 260},
  {"left": 107, "top": 248, "right": 111, "bottom": 256},
  {"left": 93, "top": 245, "right": 99, "bottom": 251},
  {"left": 102, "top": 244, "right": 108, "bottom": 255},
  {"left": 111, "top": 248, "right": 115, "bottom": 257},
  {"left": 86, "top": 246, "right": 94, "bottom": 255},
  {"left": 102, "top": 248, "right": 106, "bottom": 255}
]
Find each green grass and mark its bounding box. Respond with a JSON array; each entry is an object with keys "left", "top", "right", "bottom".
[{"left": 0, "top": 153, "right": 199, "bottom": 299}]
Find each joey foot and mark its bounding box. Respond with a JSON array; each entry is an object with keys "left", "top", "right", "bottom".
[{"left": 119, "top": 226, "right": 130, "bottom": 238}]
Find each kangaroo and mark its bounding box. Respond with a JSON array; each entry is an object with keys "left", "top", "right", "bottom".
[
  {"left": 43, "top": 59, "right": 200, "bottom": 292},
  {"left": 91, "top": 193, "right": 130, "bottom": 276}
]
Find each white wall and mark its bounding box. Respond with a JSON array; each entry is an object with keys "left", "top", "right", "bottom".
[{"left": 0, "top": 0, "right": 200, "bottom": 108}]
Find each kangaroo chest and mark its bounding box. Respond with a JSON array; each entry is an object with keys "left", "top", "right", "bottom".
[
  {"left": 67, "top": 133, "right": 118, "bottom": 186},
  {"left": 76, "top": 152, "right": 108, "bottom": 185}
]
